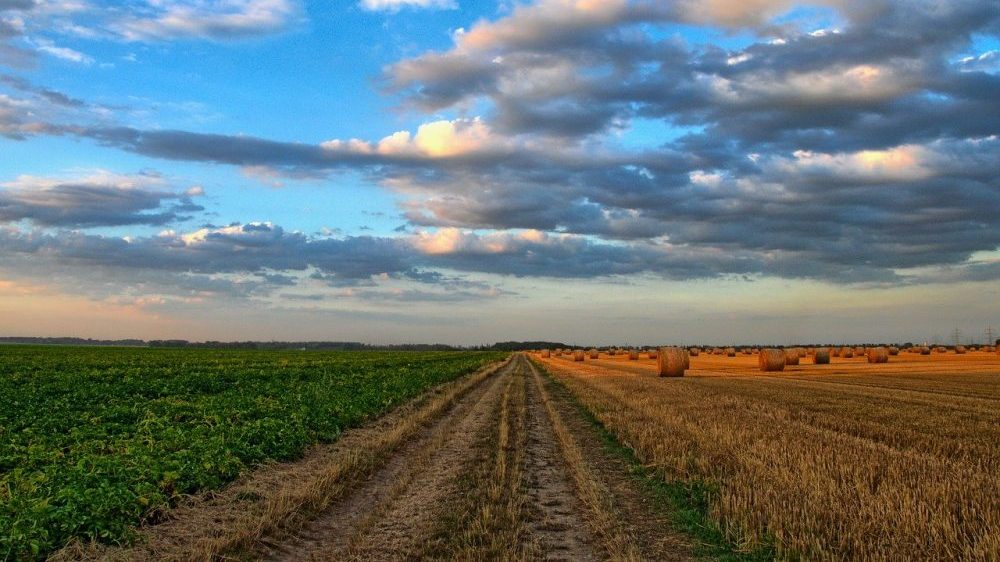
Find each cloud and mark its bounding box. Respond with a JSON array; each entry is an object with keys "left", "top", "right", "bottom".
[
  {"left": 359, "top": 0, "right": 455, "bottom": 12},
  {"left": 0, "top": 0, "right": 35, "bottom": 10},
  {"left": 958, "top": 50, "right": 1000, "bottom": 74},
  {"left": 111, "top": 0, "right": 301, "bottom": 41},
  {"left": 321, "top": 118, "right": 507, "bottom": 159},
  {"left": 31, "top": 38, "right": 91, "bottom": 63},
  {"left": 0, "top": 73, "right": 85, "bottom": 106},
  {"left": 672, "top": 0, "right": 854, "bottom": 28},
  {"left": 0, "top": 171, "right": 205, "bottom": 227},
  {"left": 0, "top": 0, "right": 997, "bottom": 299}
]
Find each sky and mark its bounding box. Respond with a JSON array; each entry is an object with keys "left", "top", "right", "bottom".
[{"left": 0, "top": 0, "right": 998, "bottom": 346}]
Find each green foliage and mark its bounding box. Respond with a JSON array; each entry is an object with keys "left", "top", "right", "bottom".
[{"left": 0, "top": 346, "right": 505, "bottom": 560}]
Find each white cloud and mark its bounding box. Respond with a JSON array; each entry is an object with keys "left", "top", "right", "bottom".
[
  {"left": 112, "top": 0, "right": 299, "bottom": 41},
  {"left": 322, "top": 118, "right": 507, "bottom": 159},
  {"left": 32, "top": 38, "right": 92, "bottom": 64},
  {"left": 774, "top": 145, "right": 933, "bottom": 182},
  {"left": 359, "top": 0, "right": 456, "bottom": 12}
]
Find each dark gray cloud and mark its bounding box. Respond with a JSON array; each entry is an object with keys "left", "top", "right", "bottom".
[
  {"left": 0, "top": 74, "right": 85, "bottom": 107},
  {"left": 0, "top": 174, "right": 203, "bottom": 227}
]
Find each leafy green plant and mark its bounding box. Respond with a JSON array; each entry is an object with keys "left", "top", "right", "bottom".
[{"left": 0, "top": 346, "right": 504, "bottom": 560}]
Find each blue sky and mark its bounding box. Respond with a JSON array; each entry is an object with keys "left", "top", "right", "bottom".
[{"left": 0, "top": 0, "right": 998, "bottom": 345}]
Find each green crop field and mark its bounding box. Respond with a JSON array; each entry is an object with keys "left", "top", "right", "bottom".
[{"left": 0, "top": 345, "right": 506, "bottom": 559}]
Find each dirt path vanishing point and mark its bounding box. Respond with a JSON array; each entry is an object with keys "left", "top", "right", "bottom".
[{"left": 65, "top": 354, "right": 691, "bottom": 561}]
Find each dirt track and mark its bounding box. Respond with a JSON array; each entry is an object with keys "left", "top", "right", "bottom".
[
  {"left": 64, "top": 354, "right": 690, "bottom": 561},
  {"left": 259, "top": 353, "right": 690, "bottom": 561}
]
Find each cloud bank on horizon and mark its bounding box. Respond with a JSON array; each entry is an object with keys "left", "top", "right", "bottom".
[{"left": 0, "top": 0, "right": 997, "bottom": 343}]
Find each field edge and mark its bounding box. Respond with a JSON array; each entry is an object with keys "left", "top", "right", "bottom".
[{"left": 529, "top": 358, "right": 779, "bottom": 562}]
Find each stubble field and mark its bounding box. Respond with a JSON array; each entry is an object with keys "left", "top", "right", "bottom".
[{"left": 536, "top": 349, "right": 1000, "bottom": 560}]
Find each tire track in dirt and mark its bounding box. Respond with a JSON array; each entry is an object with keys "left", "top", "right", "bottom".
[
  {"left": 523, "top": 357, "right": 600, "bottom": 560},
  {"left": 264, "top": 354, "right": 615, "bottom": 561},
  {"left": 261, "top": 353, "right": 692, "bottom": 561},
  {"left": 263, "top": 358, "right": 516, "bottom": 561}
]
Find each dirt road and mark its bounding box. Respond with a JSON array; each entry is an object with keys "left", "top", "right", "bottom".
[
  {"left": 258, "top": 354, "right": 690, "bottom": 561},
  {"left": 69, "top": 354, "right": 689, "bottom": 561}
]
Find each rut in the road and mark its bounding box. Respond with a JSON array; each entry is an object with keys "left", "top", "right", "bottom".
[
  {"left": 265, "top": 354, "right": 605, "bottom": 561},
  {"left": 523, "top": 360, "right": 598, "bottom": 560},
  {"left": 263, "top": 359, "right": 515, "bottom": 561}
]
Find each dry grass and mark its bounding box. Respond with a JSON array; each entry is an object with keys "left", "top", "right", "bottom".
[
  {"left": 525, "top": 359, "right": 644, "bottom": 561},
  {"left": 536, "top": 352, "right": 1000, "bottom": 560},
  {"left": 437, "top": 359, "right": 535, "bottom": 560}
]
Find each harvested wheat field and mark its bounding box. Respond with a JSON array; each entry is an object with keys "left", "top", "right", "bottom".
[{"left": 536, "top": 350, "right": 1000, "bottom": 560}]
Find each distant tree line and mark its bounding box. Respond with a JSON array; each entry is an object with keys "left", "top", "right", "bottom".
[{"left": 5, "top": 337, "right": 993, "bottom": 351}]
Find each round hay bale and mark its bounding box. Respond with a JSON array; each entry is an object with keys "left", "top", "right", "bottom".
[
  {"left": 831, "top": 347, "right": 840, "bottom": 357},
  {"left": 628, "top": 349, "right": 639, "bottom": 360},
  {"left": 814, "top": 348, "right": 831, "bottom": 364},
  {"left": 725, "top": 347, "right": 736, "bottom": 357},
  {"left": 841, "top": 347, "right": 854, "bottom": 358},
  {"left": 540, "top": 349, "right": 551, "bottom": 358},
  {"left": 573, "top": 350, "right": 585, "bottom": 361},
  {"left": 854, "top": 346, "right": 865, "bottom": 356},
  {"left": 657, "top": 347, "right": 689, "bottom": 377},
  {"left": 647, "top": 349, "right": 658, "bottom": 359},
  {"left": 759, "top": 349, "right": 785, "bottom": 372},
  {"left": 888, "top": 346, "right": 899, "bottom": 356},
  {"left": 589, "top": 349, "right": 599, "bottom": 359},
  {"left": 689, "top": 347, "right": 700, "bottom": 356},
  {"left": 784, "top": 348, "right": 800, "bottom": 365},
  {"left": 955, "top": 345, "right": 966, "bottom": 354},
  {"left": 920, "top": 346, "right": 931, "bottom": 355},
  {"left": 867, "top": 347, "right": 889, "bottom": 363}
]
